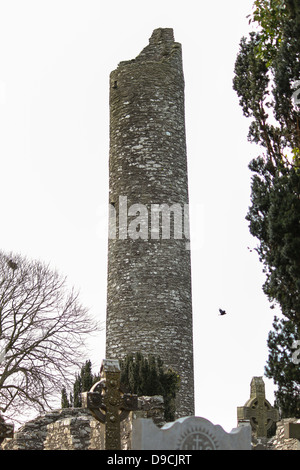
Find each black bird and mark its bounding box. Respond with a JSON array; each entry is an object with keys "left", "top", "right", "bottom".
[
  {"left": 7, "top": 259, "right": 18, "bottom": 271},
  {"left": 219, "top": 308, "right": 227, "bottom": 316}
]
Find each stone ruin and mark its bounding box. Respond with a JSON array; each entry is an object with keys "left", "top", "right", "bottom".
[
  {"left": 267, "top": 418, "right": 300, "bottom": 451},
  {"left": 1, "top": 402, "right": 299, "bottom": 450},
  {"left": 0, "top": 396, "right": 165, "bottom": 450}
]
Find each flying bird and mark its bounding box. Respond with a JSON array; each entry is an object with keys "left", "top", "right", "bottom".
[{"left": 219, "top": 308, "right": 227, "bottom": 316}]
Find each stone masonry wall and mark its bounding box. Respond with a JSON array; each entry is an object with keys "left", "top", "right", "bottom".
[
  {"left": 267, "top": 418, "right": 300, "bottom": 451},
  {"left": 44, "top": 414, "right": 104, "bottom": 450},
  {"left": 0, "top": 396, "right": 165, "bottom": 450},
  {"left": 0, "top": 408, "right": 92, "bottom": 450},
  {"left": 106, "top": 27, "right": 194, "bottom": 418}
]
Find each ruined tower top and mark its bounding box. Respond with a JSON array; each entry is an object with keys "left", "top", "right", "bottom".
[
  {"left": 149, "top": 27, "right": 174, "bottom": 44},
  {"left": 119, "top": 28, "right": 180, "bottom": 65},
  {"left": 109, "top": 28, "right": 187, "bottom": 205}
]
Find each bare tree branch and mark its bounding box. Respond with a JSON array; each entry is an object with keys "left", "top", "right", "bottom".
[{"left": 0, "top": 250, "right": 100, "bottom": 421}]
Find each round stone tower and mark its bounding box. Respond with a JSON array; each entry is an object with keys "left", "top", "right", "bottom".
[{"left": 106, "top": 28, "right": 194, "bottom": 417}]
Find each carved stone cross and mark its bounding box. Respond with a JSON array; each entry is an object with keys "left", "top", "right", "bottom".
[
  {"left": 237, "top": 376, "right": 279, "bottom": 438},
  {"left": 81, "top": 358, "right": 138, "bottom": 450}
]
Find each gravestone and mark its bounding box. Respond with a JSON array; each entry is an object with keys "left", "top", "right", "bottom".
[
  {"left": 81, "top": 359, "right": 138, "bottom": 450},
  {"left": 237, "top": 376, "right": 279, "bottom": 439},
  {"left": 132, "top": 416, "right": 251, "bottom": 450}
]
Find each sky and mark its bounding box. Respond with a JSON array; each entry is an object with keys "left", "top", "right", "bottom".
[{"left": 0, "top": 0, "right": 283, "bottom": 432}]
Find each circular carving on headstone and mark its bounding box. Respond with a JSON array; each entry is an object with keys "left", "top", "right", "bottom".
[
  {"left": 248, "top": 397, "right": 274, "bottom": 431},
  {"left": 177, "top": 427, "right": 219, "bottom": 450}
]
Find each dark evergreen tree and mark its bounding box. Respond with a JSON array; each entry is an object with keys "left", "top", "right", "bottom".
[
  {"left": 73, "top": 372, "right": 82, "bottom": 408},
  {"left": 120, "top": 353, "right": 180, "bottom": 421},
  {"left": 233, "top": 0, "right": 300, "bottom": 417},
  {"left": 265, "top": 317, "right": 300, "bottom": 417},
  {"left": 79, "top": 359, "right": 95, "bottom": 403},
  {"left": 233, "top": 2, "right": 300, "bottom": 325},
  {"left": 61, "top": 360, "right": 100, "bottom": 408},
  {"left": 61, "top": 386, "right": 70, "bottom": 409}
]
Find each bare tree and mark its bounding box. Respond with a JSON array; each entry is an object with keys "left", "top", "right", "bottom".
[{"left": 0, "top": 250, "right": 99, "bottom": 422}]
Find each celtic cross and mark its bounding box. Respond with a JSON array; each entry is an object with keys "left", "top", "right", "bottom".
[
  {"left": 237, "top": 376, "right": 279, "bottom": 438},
  {"left": 81, "top": 359, "right": 138, "bottom": 450}
]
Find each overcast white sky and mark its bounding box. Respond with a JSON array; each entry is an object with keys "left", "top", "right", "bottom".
[{"left": 0, "top": 0, "right": 282, "bottom": 432}]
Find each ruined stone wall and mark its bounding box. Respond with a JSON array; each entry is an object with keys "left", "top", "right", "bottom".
[
  {"left": 121, "top": 395, "right": 165, "bottom": 450},
  {"left": 0, "top": 408, "right": 92, "bottom": 450},
  {"left": 0, "top": 396, "right": 165, "bottom": 450},
  {"left": 106, "top": 27, "right": 194, "bottom": 418},
  {"left": 44, "top": 414, "right": 100, "bottom": 450},
  {"left": 267, "top": 418, "right": 300, "bottom": 451}
]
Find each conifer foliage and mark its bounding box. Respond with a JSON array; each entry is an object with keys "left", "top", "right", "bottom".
[
  {"left": 61, "top": 360, "right": 100, "bottom": 408},
  {"left": 233, "top": 1, "right": 300, "bottom": 325},
  {"left": 265, "top": 317, "right": 300, "bottom": 417},
  {"left": 61, "top": 355, "right": 180, "bottom": 422},
  {"left": 120, "top": 353, "right": 180, "bottom": 422},
  {"left": 233, "top": 0, "right": 300, "bottom": 417}
]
